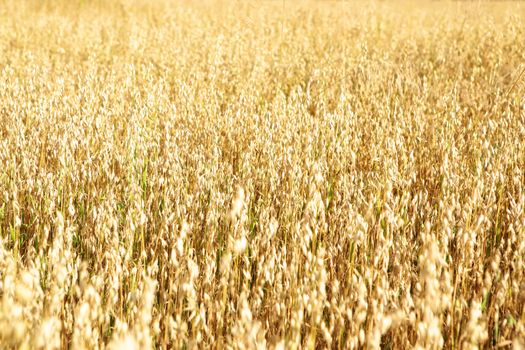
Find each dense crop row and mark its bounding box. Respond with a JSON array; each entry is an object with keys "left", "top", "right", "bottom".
[{"left": 1, "top": 0, "right": 524, "bottom": 348}]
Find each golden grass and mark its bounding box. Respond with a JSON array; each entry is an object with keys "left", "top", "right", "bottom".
[{"left": 1, "top": 0, "right": 525, "bottom": 348}]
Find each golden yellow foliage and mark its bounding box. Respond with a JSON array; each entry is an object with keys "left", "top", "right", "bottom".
[{"left": 1, "top": 0, "right": 525, "bottom": 348}]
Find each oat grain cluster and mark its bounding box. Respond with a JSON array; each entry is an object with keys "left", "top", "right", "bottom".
[{"left": 1, "top": 0, "right": 525, "bottom": 348}]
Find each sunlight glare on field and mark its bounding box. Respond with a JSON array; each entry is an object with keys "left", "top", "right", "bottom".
[{"left": 0, "top": 0, "right": 525, "bottom": 348}]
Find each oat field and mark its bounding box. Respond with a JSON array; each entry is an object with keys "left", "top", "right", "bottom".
[{"left": 1, "top": 0, "right": 525, "bottom": 349}]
